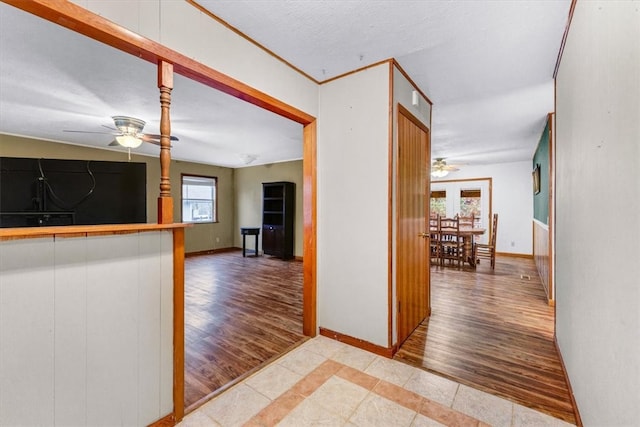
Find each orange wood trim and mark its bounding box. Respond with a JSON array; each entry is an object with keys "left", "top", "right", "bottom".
[
  {"left": 0, "top": 223, "right": 190, "bottom": 240},
  {"left": 496, "top": 252, "right": 533, "bottom": 259},
  {"left": 148, "top": 413, "right": 175, "bottom": 427},
  {"left": 321, "top": 58, "right": 393, "bottom": 85},
  {"left": 0, "top": 233, "right": 55, "bottom": 242},
  {"left": 157, "top": 61, "right": 174, "bottom": 224},
  {"left": 172, "top": 227, "right": 185, "bottom": 422},
  {"left": 554, "top": 337, "right": 583, "bottom": 427},
  {"left": 319, "top": 327, "right": 396, "bottom": 358},
  {"left": 547, "top": 112, "right": 555, "bottom": 304},
  {"left": 302, "top": 120, "right": 317, "bottom": 337},
  {"left": 1, "top": 0, "right": 315, "bottom": 126},
  {"left": 185, "top": 247, "right": 237, "bottom": 257},
  {"left": 397, "top": 104, "right": 430, "bottom": 133},
  {"left": 157, "top": 198, "right": 174, "bottom": 225},
  {"left": 186, "top": 0, "right": 319, "bottom": 84},
  {"left": 387, "top": 64, "right": 395, "bottom": 342},
  {"left": 391, "top": 59, "right": 434, "bottom": 106},
  {"left": 553, "top": 0, "right": 578, "bottom": 79},
  {"left": 432, "top": 177, "right": 493, "bottom": 184}
]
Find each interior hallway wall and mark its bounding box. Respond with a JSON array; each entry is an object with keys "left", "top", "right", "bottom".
[{"left": 555, "top": 1, "right": 640, "bottom": 424}]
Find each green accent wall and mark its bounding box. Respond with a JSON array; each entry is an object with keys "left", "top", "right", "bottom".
[{"left": 533, "top": 119, "right": 549, "bottom": 224}]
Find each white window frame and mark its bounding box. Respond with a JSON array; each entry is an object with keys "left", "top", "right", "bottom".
[{"left": 181, "top": 174, "right": 217, "bottom": 223}]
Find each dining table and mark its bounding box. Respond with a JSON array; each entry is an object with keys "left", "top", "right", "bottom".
[{"left": 431, "top": 226, "right": 486, "bottom": 268}]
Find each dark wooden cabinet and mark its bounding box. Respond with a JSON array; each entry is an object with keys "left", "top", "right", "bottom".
[{"left": 262, "top": 181, "right": 295, "bottom": 260}]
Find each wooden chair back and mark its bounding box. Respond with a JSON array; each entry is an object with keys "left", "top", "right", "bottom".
[
  {"left": 476, "top": 213, "right": 498, "bottom": 269},
  {"left": 439, "top": 215, "right": 464, "bottom": 268}
]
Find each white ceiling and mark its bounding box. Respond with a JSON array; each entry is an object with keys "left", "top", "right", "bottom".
[{"left": 0, "top": 1, "right": 571, "bottom": 168}]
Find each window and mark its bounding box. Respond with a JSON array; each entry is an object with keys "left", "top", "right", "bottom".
[
  {"left": 460, "top": 189, "right": 481, "bottom": 225},
  {"left": 181, "top": 175, "right": 217, "bottom": 223},
  {"left": 430, "top": 190, "right": 447, "bottom": 217}
]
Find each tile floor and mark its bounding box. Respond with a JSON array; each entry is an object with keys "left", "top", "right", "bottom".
[{"left": 178, "top": 336, "right": 575, "bottom": 427}]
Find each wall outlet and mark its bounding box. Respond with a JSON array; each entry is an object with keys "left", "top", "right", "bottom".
[
  {"left": 510, "top": 241, "right": 515, "bottom": 247},
  {"left": 216, "top": 237, "right": 220, "bottom": 243}
]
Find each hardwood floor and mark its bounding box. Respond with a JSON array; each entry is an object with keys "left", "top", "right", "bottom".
[
  {"left": 184, "top": 250, "right": 305, "bottom": 409},
  {"left": 395, "top": 256, "right": 576, "bottom": 424},
  {"left": 184, "top": 251, "right": 575, "bottom": 424}
]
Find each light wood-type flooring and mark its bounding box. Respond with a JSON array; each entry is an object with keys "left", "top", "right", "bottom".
[
  {"left": 184, "top": 250, "right": 574, "bottom": 424},
  {"left": 395, "top": 256, "right": 576, "bottom": 424}
]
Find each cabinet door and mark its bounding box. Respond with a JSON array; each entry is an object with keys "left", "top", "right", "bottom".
[{"left": 262, "top": 225, "right": 284, "bottom": 256}]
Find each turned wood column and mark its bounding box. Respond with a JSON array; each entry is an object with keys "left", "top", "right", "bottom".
[{"left": 157, "top": 61, "right": 174, "bottom": 224}]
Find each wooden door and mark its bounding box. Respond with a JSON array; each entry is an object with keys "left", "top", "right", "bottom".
[{"left": 396, "top": 105, "right": 430, "bottom": 346}]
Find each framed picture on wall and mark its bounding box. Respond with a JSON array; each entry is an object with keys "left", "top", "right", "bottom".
[{"left": 533, "top": 164, "right": 541, "bottom": 194}]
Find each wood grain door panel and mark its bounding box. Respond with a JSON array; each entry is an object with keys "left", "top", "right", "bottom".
[{"left": 396, "top": 105, "right": 430, "bottom": 346}]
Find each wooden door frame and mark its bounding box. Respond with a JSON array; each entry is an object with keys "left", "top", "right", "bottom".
[
  {"left": 395, "top": 103, "right": 431, "bottom": 347},
  {"left": 3, "top": 0, "right": 318, "bottom": 421}
]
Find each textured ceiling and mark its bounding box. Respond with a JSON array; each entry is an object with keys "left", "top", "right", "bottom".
[
  {"left": 200, "top": 0, "right": 570, "bottom": 165},
  {"left": 0, "top": 1, "right": 571, "bottom": 169}
]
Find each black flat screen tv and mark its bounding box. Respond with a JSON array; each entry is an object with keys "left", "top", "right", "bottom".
[{"left": 0, "top": 157, "right": 146, "bottom": 228}]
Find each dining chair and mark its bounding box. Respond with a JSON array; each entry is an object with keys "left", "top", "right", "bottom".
[
  {"left": 459, "top": 213, "right": 475, "bottom": 228},
  {"left": 429, "top": 215, "right": 441, "bottom": 265},
  {"left": 476, "top": 213, "right": 498, "bottom": 269},
  {"left": 439, "top": 215, "right": 463, "bottom": 269}
]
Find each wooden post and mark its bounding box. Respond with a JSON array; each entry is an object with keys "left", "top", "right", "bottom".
[{"left": 157, "top": 61, "right": 174, "bottom": 224}]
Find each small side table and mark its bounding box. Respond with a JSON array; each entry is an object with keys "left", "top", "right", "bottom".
[{"left": 240, "top": 227, "right": 260, "bottom": 257}]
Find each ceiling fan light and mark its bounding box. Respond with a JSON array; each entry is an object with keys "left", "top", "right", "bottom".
[
  {"left": 112, "top": 116, "right": 145, "bottom": 134},
  {"left": 431, "top": 169, "right": 449, "bottom": 178},
  {"left": 116, "top": 134, "right": 143, "bottom": 148}
]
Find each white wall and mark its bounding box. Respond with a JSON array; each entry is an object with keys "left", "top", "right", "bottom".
[
  {"left": 0, "top": 231, "right": 174, "bottom": 426},
  {"left": 318, "top": 64, "right": 390, "bottom": 346},
  {"left": 555, "top": 2, "right": 640, "bottom": 425},
  {"left": 434, "top": 161, "right": 533, "bottom": 255}
]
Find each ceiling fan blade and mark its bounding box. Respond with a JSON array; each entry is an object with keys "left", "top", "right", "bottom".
[
  {"left": 63, "top": 130, "right": 116, "bottom": 135},
  {"left": 101, "top": 124, "right": 118, "bottom": 131},
  {"left": 141, "top": 133, "right": 179, "bottom": 142},
  {"left": 108, "top": 140, "right": 120, "bottom": 146}
]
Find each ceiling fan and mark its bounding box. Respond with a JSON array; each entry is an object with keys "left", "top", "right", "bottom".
[
  {"left": 431, "top": 158, "right": 461, "bottom": 178},
  {"left": 64, "top": 115, "right": 179, "bottom": 149}
]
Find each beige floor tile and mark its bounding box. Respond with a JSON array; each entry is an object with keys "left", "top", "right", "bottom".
[
  {"left": 278, "top": 347, "right": 327, "bottom": 376},
  {"left": 309, "top": 375, "right": 370, "bottom": 419},
  {"left": 403, "top": 369, "right": 459, "bottom": 407},
  {"left": 512, "top": 403, "right": 576, "bottom": 426},
  {"left": 364, "top": 356, "right": 417, "bottom": 386},
  {"left": 348, "top": 393, "right": 417, "bottom": 427},
  {"left": 277, "top": 397, "right": 347, "bottom": 426},
  {"left": 199, "top": 384, "right": 271, "bottom": 427},
  {"left": 452, "top": 384, "right": 513, "bottom": 427},
  {"left": 411, "top": 413, "right": 446, "bottom": 427},
  {"left": 330, "top": 343, "right": 378, "bottom": 371},
  {"left": 246, "top": 363, "right": 303, "bottom": 400},
  {"left": 302, "top": 335, "right": 348, "bottom": 358},
  {"left": 177, "top": 410, "right": 220, "bottom": 427}
]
